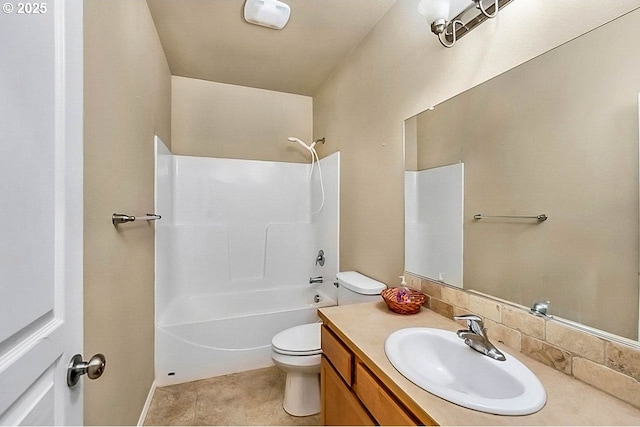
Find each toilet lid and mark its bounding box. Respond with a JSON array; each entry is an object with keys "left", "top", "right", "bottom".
[{"left": 272, "top": 323, "right": 321, "bottom": 355}]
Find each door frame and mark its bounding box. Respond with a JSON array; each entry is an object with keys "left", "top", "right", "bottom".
[{"left": 55, "top": 0, "right": 84, "bottom": 423}]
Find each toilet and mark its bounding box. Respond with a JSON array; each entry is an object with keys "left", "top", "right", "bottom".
[{"left": 271, "top": 271, "right": 386, "bottom": 416}]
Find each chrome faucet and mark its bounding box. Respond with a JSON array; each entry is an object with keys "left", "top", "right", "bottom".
[
  {"left": 309, "top": 276, "right": 323, "bottom": 284},
  {"left": 454, "top": 314, "right": 506, "bottom": 361}
]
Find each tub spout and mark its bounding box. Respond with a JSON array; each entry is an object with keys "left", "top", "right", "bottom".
[{"left": 309, "top": 276, "right": 323, "bottom": 284}]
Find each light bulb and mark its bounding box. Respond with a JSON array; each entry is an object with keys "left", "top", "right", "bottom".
[{"left": 418, "top": 0, "right": 450, "bottom": 25}]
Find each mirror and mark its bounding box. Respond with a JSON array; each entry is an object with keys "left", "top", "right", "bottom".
[{"left": 405, "top": 10, "right": 640, "bottom": 342}]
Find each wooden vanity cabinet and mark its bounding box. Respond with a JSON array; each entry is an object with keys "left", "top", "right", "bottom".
[{"left": 321, "top": 324, "right": 434, "bottom": 426}]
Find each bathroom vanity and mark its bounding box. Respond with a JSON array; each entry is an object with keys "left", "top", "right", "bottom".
[
  {"left": 320, "top": 324, "right": 428, "bottom": 425},
  {"left": 318, "top": 302, "right": 640, "bottom": 426}
]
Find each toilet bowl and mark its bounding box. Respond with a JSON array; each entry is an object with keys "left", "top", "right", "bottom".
[
  {"left": 271, "top": 323, "right": 322, "bottom": 416},
  {"left": 271, "top": 271, "right": 386, "bottom": 416}
]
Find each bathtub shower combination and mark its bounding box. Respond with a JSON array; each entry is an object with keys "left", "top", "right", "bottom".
[{"left": 154, "top": 138, "right": 339, "bottom": 386}]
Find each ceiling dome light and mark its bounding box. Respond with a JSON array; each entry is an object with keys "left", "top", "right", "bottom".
[{"left": 244, "top": 0, "right": 291, "bottom": 30}]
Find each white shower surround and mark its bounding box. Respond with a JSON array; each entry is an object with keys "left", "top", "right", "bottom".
[{"left": 154, "top": 138, "right": 339, "bottom": 386}]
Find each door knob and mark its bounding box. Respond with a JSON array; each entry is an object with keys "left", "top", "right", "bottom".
[{"left": 67, "top": 353, "right": 106, "bottom": 387}]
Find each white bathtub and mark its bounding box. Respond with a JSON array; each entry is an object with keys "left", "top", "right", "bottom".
[{"left": 155, "top": 286, "right": 336, "bottom": 386}]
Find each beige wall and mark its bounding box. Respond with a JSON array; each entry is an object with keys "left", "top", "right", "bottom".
[
  {"left": 84, "top": 0, "right": 171, "bottom": 425},
  {"left": 172, "top": 76, "right": 312, "bottom": 162},
  {"left": 313, "top": 0, "right": 640, "bottom": 287},
  {"left": 404, "top": 116, "right": 418, "bottom": 172}
]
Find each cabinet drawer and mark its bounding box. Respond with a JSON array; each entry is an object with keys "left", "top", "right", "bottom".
[
  {"left": 321, "top": 325, "right": 353, "bottom": 385},
  {"left": 354, "top": 360, "right": 419, "bottom": 426}
]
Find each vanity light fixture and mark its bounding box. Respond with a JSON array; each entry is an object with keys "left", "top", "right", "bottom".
[
  {"left": 418, "top": 0, "right": 514, "bottom": 48},
  {"left": 243, "top": 0, "right": 291, "bottom": 30}
]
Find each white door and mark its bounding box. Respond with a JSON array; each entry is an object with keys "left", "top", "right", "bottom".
[{"left": 0, "top": 0, "right": 84, "bottom": 424}]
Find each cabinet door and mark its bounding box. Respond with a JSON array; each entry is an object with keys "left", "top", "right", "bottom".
[{"left": 321, "top": 357, "right": 375, "bottom": 426}]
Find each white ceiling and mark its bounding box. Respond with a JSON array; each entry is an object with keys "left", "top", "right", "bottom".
[{"left": 147, "top": 0, "right": 397, "bottom": 96}]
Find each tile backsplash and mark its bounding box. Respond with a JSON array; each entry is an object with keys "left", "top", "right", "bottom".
[{"left": 404, "top": 273, "right": 640, "bottom": 409}]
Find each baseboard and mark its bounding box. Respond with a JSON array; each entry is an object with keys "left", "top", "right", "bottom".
[{"left": 137, "top": 380, "right": 157, "bottom": 426}]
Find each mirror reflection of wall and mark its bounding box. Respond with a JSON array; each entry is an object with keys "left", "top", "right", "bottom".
[{"left": 405, "top": 9, "right": 640, "bottom": 341}]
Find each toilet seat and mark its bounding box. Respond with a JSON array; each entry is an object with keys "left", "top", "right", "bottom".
[
  {"left": 273, "top": 347, "right": 321, "bottom": 356},
  {"left": 271, "top": 351, "right": 321, "bottom": 369},
  {"left": 271, "top": 323, "right": 321, "bottom": 356}
]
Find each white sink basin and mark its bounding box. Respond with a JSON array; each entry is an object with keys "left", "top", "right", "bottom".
[{"left": 385, "top": 327, "right": 546, "bottom": 416}]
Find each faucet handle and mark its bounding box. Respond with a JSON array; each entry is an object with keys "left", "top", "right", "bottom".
[
  {"left": 454, "top": 314, "right": 483, "bottom": 323},
  {"left": 453, "top": 314, "right": 484, "bottom": 333}
]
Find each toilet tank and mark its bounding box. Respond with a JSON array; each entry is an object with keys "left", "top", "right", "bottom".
[{"left": 336, "top": 271, "right": 387, "bottom": 305}]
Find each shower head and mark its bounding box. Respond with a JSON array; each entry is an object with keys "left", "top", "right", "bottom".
[
  {"left": 288, "top": 137, "right": 325, "bottom": 151},
  {"left": 287, "top": 137, "right": 313, "bottom": 151}
]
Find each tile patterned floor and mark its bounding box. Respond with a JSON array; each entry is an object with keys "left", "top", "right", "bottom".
[{"left": 143, "top": 366, "right": 321, "bottom": 426}]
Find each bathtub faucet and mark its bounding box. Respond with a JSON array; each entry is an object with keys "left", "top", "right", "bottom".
[{"left": 309, "top": 276, "right": 324, "bottom": 284}]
